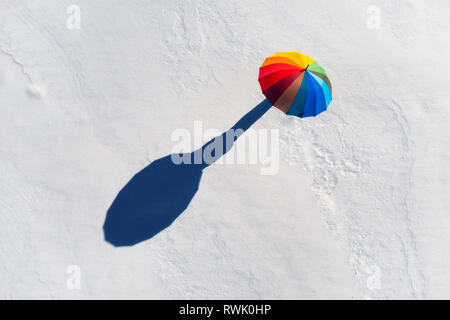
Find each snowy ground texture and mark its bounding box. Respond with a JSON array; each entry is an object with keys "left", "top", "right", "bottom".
[{"left": 0, "top": 0, "right": 449, "bottom": 299}]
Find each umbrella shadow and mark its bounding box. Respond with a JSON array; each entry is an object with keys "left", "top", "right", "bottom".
[{"left": 103, "top": 99, "right": 272, "bottom": 246}]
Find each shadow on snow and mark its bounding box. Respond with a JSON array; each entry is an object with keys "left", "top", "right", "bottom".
[{"left": 103, "top": 99, "right": 271, "bottom": 246}]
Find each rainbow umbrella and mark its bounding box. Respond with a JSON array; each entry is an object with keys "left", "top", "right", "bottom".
[{"left": 258, "top": 52, "right": 332, "bottom": 118}]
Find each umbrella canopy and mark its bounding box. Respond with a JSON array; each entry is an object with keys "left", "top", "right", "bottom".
[{"left": 258, "top": 52, "right": 332, "bottom": 118}]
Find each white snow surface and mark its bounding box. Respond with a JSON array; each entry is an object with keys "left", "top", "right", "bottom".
[{"left": 0, "top": 0, "right": 449, "bottom": 299}]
